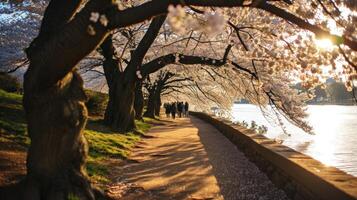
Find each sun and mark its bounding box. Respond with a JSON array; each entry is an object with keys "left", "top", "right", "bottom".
[{"left": 315, "top": 38, "right": 333, "bottom": 50}]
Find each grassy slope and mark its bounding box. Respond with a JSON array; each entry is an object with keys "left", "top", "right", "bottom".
[
  {"left": 0, "top": 90, "right": 28, "bottom": 145},
  {"left": 85, "top": 119, "right": 152, "bottom": 184},
  {"left": 0, "top": 89, "right": 153, "bottom": 185}
]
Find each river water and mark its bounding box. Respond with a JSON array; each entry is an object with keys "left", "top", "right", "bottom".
[{"left": 231, "top": 104, "right": 357, "bottom": 177}]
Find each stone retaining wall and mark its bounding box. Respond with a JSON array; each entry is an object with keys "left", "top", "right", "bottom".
[{"left": 191, "top": 112, "right": 357, "bottom": 200}]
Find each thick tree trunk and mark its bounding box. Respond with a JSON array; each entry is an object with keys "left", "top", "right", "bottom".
[
  {"left": 143, "top": 88, "right": 156, "bottom": 119},
  {"left": 134, "top": 82, "right": 144, "bottom": 120},
  {"left": 102, "top": 15, "right": 167, "bottom": 127},
  {"left": 104, "top": 73, "right": 136, "bottom": 132},
  {"left": 154, "top": 95, "right": 161, "bottom": 116},
  {"left": 21, "top": 70, "right": 98, "bottom": 200},
  {"left": 100, "top": 36, "right": 136, "bottom": 132},
  {"left": 143, "top": 71, "right": 170, "bottom": 118},
  {"left": 9, "top": 0, "right": 116, "bottom": 198}
]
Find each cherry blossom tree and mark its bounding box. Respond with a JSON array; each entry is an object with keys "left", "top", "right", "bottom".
[
  {"left": 1, "top": 0, "right": 356, "bottom": 199},
  {"left": 82, "top": 0, "right": 356, "bottom": 132}
]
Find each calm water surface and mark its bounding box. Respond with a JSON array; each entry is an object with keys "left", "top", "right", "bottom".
[{"left": 231, "top": 104, "right": 357, "bottom": 177}]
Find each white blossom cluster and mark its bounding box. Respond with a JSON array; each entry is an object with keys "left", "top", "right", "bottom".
[
  {"left": 87, "top": 12, "right": 109, "bottom": 36},
  {"left": 136, "top": 70, "right": 143, "bottom": 79},
  {"left": 167, "top": 5, "right": 226, "bottom": 37}
]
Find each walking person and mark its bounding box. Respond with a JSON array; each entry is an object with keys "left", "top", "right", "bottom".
[
  {"left": 164, "top": 103, "right": 171, "bottom": 118},
  {"left": 171, "top": 102, "right": 177, "bottom": 119},
  {"left": 184, "top": 102, "right": 189, "bottom": 117},
  {"left": 177, "top": 101, "right": 183, "bottom": 118},
  {"left": 182, "top": 105, "right": 186, "bottom": 118}
]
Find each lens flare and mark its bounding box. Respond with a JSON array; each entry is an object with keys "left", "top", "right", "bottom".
[{"left": 315, "top": 38, "right": 333, "bottom": 50}]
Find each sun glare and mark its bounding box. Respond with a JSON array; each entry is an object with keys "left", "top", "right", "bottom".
[{"left": 315, "top": 38, "right": 333, "bottom": 50}]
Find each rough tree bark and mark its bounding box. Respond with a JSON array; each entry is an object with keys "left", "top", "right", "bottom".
[
  {"left": 143, "top": 84, "right": 156, "bottom": 118},
  {"left": 134, "top": 81, "right": 144, "bottom": 120},
  {"left": 154, "top": 95, "right": 161, "bottom": 116},
  {"left": 100, "top": 36, "right": 136, "bottom": 132},
  {"left": 100, "top": 15, "right": 167, "bottom": 131},
  {"left": 104, "top": 73, "right": 137, "bottom": 132}
]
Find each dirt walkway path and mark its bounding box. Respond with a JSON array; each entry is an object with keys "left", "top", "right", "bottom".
[
  {"left": 0, "top": 141, "right": 26, "bottom": 186},
  {"left": 114, "top": 117, "right": 289, "bottom": 200}
]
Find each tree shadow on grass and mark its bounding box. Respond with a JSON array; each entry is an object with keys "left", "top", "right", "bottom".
[{"left": 85, "top": 119, "right": 117, "bottom": 135}]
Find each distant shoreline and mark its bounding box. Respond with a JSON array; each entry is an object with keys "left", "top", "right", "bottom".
[
  {"left": 307, "top": 102, "right": 357, "bottom": 106},
  {"left": 233, "top": 102, "right": 357, "bottom": 106}
]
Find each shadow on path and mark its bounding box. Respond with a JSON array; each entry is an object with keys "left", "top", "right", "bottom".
[
  {"left": 115, "top": 116, "right": 289, "bottom": 200},
  {"left": 116, "top": 118, "right": 221, "bottom": 199}
]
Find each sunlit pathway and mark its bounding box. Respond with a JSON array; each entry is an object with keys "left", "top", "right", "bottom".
[{"left": 115, "top": 116, "right": 289, "bottom": 200}]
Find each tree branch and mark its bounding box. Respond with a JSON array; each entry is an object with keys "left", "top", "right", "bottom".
[
  {"left": 27, "top": 0, "right": 113, "bottom": 90},
  {"left": 107, "top": 0, "right": 245, "bottom": 29},
  {"left": 141, "top": 45, "right": 233, "bottom": 76},
  {"left": 125, "top": 14, "right": 167, "bottom": 80},
  {"left": 258, "top": 3, "right": 357, "bottom": 51}
]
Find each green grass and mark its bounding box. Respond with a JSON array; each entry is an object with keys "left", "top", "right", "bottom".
[
  {"left": 0, "top": 89, "right": 155, "bottom": 185},
  {"left": 85, "top": 90, "right": 108, "bottom": 116},
  {"left": 0, "top": 89, "right": 29, "bottom": 146},
  {"left": 85, "top": 118, "right": 154, "bottom": 184},
  {"left": 68, "top": 193, "right": 80, "bottom": 200},
  {"left": 86, "top": 120, "right": 142, "bottom": 159}
]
